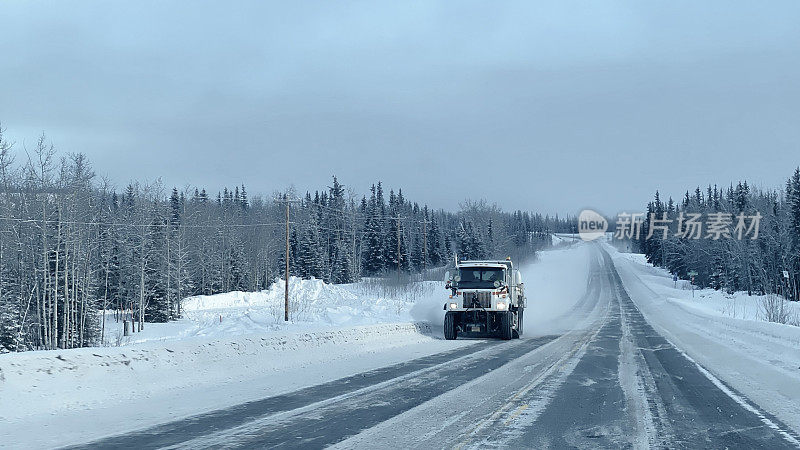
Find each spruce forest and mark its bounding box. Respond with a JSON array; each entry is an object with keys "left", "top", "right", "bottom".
[
  {"left": 638, "top": 168, "right": 800, "bottom": 302},
  {"left": 0, "top": 130, "right": 568, "bottom": 352}
]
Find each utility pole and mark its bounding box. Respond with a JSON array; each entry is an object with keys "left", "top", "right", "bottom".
[
  {"left": 284, "top": 198, "right": 289, "bottom": 322},
  {"left": 275, "top": 195, "right": 300, "bottom": 322}
]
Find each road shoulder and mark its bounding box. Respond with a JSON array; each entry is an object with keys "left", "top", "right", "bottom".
[{"left": 607, "top": 244, "right": 800, "bottom": 436}]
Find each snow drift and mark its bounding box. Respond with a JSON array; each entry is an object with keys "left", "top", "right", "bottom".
[
  {"left": 0, "top": 246, "right": 597, "bottom": 448},
  {"left": 607, "top": 244, "right": 800, "bottom": 435},
  {"left": 102, "top": 276, "right": 443, "bottom": 346}
]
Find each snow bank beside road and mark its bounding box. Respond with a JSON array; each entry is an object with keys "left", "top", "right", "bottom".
[
  {"left": 98, "top": 246, "right": 595, "bottom": 348},
  {"left": 0, "top": 276, "right": 461, "bottom": 448},
  {"left": 0, "top": 322, "right": 470, "bottom": 449},
  {"left": 104, "top": 276, "right": 442, "bottom": 345},
  {"left": 608, "top": 245, "right": 800, "bottom": 434},
  {"left": 613, "top": 251, "right": 800, "bottom": 325},
  {"left": 0, "top": 245, "right": 598, "bottom": 448}
]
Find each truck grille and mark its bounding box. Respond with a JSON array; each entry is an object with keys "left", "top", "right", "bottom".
[{"left": 462, "top": 292, "right": 492, "bottom": 308}]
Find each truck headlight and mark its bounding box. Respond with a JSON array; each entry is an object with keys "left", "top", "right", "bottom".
[
  {"left": 496, "top": 302, "right": 507, "bottom": 310},
  {"left": 449, "top": 302, "right": 458, "bottom": 310}
]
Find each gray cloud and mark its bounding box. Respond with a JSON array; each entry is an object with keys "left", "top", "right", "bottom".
[{"left": 2, "top": 1, "right": 799, "bottom": 215}]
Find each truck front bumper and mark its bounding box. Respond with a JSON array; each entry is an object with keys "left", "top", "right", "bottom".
[{"left": 445, "top": 309, "right": 510, "bottom": 337}]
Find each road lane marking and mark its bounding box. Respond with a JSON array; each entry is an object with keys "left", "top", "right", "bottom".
[
  {"left": 454, "top": 298, "right": 612, "bottom": 450},
  {"left": 668, "top": 339, "right": 800, "bottom": 447},
  {"left": 503, "top": 404, "right": 529, "bottom": 426}
]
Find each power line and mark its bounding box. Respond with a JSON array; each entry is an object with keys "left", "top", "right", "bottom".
[{"left": 0, "top": 216, "right": 284, "bottom": 229}]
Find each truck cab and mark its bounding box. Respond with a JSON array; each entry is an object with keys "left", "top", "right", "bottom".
[{"left": 443, "top": 259, "right": 525, "bottom": 340}]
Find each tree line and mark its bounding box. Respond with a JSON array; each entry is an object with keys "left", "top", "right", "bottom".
[
  {"left": 636, "top": 168, "right": 800, "bottom": 302},
  {"left": 0, "top": 128, "right": 570, "bottom": 352}
]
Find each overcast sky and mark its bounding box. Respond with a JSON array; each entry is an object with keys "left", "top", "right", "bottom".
[{"left": 2, "top": 1, "right": 799, "bottom": 216}]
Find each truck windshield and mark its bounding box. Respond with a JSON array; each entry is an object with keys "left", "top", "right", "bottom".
[{"left": 457, "top": 267, "right": 504, "bottom": 289}]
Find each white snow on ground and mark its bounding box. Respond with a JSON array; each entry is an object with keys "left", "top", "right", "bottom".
[
  {"left": 607, "top": 244, "right": 800, "bottom": 435},
  {"left": 0, "top": 323, "right": 474, "bottom": 449},
  {"left": 101, "top": 276, "right": 444, "bottom": 346},
  {"left": 551, "top": 233, "right": 575, "bottom": 246},
  {"left": 613, "top": 251, "right": 800, "bottom": 325},
  {"left": 0, "top": 245, "right": 595, "bottom": 448},
  {"left": 0, "top": 276, "right": 464, "bottom": 448},
  {"left": 7, "top": 243, "right": 796, "bottom": 446}
]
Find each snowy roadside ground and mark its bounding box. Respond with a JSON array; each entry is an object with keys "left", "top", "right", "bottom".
[
  {"left": 0, "top": 323, "right": 474, "bottom": 449},
  {"left": 95, "top": 241, "right": 594, "bottom": 349},
  {"left": 612, "top": 251, "right": 800, "bottom": 325},
  {"left": 0, "top": 276, "right": 468, "bottom": 448},
  {"left": 607, "top": 244, "right": 800, "bottom": 434},
  {"left": 101, "top": 276, "right": 444, "bottom": 346},
  {"left": 551, "top": 233, "right": 576, "bottom": 246},
  {"left": 0, "top": 245, "right": 594, "bottom": 448}
]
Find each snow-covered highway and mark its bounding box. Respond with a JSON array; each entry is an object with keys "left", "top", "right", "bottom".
[{"left": 53, "top": 245, "right": 800, "bottom": 449}]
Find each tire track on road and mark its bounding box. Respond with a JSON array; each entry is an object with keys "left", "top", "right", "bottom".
[
  {"left": 174, "top": 336, "right": 560, "bottom": 449},
  {"left": 70, "top": 340, "right": 495, "bottom": 449}
]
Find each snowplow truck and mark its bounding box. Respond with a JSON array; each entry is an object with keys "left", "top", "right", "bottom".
[{"left": 443, "top": 259, "right": 525, "bottom": 340}]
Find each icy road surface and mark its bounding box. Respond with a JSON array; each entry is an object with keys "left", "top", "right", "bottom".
[{"left": 68, "top": 245, "right": 800, "bottom": 449}]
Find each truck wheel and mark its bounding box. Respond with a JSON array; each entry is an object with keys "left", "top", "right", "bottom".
[
  {"left": 512, "top": 309, "right": 523, "bottom": 339},
  {"left": 500, "top": 311, "right": 513, "bottom": 340},
  {"left": 444, "top": 312, "right": 457, "bottom": 340}
]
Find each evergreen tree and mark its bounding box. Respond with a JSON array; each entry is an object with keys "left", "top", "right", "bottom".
[
  {"left": 385, "top": 215, "right": 409, "bottom": 273},
  {"left": 289, "top": 230, "right": 299, "bottom": 276},
  {"left": 239, "top": 184, "right": 248, "bottom": 211},
  {"left": 144, "top": 209, "right": 169, "bottom": 322},
  {"left": 468, "top": 222, "right": 485, "bottom": 259},
  {"left": 486, "top": 218, "right": 495, "bottom": 257},
  {"left": 427, "top": 213, "right": 444, "bottom": 267},
  {"left": 0, "top": 265, "right": 20, "bottom": 352},
  {"left": 787, "top": 168, "right": 800, "bottom": 244},
  {"left": 228, "top": 241, "right": 248, "bottom": 291},
  {"left": 331, "top": 240, "right": 354, "bottom": 283},
  {"left": 458, "top": 221, "right": 485, "bottom": 260},
  {"left": 362, "top": 185, "right": 385, "bottom": 275},
  {"left": 169, "top": 188, "right": 181, "bottom": 227},
  {"left": 411, "top": 233, "right": 424, "bottom": 272},
  {"left": 296, "top": 229, "right": 316, "bottom": 279},
  {"left": 0, "top": 130, "right": 565, "bottom": 352},
  {"left": 443, "top": 232, "right": 453, "bottom": 262}
]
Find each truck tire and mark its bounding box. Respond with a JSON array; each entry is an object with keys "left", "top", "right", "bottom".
[
  {"left": 500, "top": 311, "right": 513, "bottom": 340},
  {"left": 512, "top": 309, "right": 523, "bottom": 339},
  {"left": 444, "top": 312, "right": 457, "bottom": 340}
]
